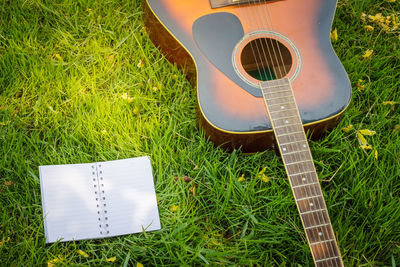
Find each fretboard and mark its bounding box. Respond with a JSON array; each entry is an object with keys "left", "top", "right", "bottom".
[{"left": 260, "top": 78, "right": 343, "bottom": 267}]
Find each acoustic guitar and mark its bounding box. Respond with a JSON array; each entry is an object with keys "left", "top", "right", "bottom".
[{"left": 144, "top": 0, "right": 351, "bottom": 266}]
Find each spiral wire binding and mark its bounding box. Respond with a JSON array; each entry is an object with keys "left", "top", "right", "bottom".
[{"left": 92, "top": 163, "right": 109, "bottom": 235}]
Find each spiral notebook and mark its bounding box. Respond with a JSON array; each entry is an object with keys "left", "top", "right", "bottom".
[{"left": 39, "top": 156, "right": 161, "bottom": 243}]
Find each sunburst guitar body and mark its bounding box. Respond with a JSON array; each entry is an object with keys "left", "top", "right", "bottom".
[{"left": 144, "top": 0, "right": 351, "bottom": 266}]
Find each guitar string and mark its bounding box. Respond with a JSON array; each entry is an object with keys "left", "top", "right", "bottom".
[
  {"left": 261, "top": 4, "right": 287, "bottom": 78},
  {"left": 253, "top": 2, "right": 337, "bottom": 261},
  {"left": 243, "top": 1, "right": 279, "bottom": 81},
  {"left": 234, "top": 5, "right": 330, "bottom": 258},
  {"left": 253, "top": 3, "right": 285, "bottom": 80},
  {"left": 245, "top": 4, "right": 333, "bottom": 260},
  {"left": 236, "top": 2, "right": 338, "bottom": 262},
  {"left": 259, "top": 4, "right": 338, "bottom": 261},
  {"left": 238, "top": 4, "right": 324, "bottom": 251},
  {"left": 244, "top": 3, "right": 327, "bottom": 254},
  {"left": 235, "top": 2, "right": 270, "bottom": 81},
  {"left": 244, "top": 1, "right": 284, "bottom": 81}
]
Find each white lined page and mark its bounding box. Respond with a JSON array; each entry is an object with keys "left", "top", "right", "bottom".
[
  {"left": 100, "top": 157, "right": 161, "bottom": 237},
  {"left": 39, "top": 157, "right": 161, "bottom": 243},
  {"left": 40, "top": 163, "right": 101, "bottom": 243}
]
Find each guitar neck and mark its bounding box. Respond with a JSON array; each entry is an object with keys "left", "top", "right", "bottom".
[{"left": 260, "top": 78, "right": 343, "bottom": 267}]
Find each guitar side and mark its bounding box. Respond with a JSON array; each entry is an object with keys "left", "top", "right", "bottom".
[{"left": 143, "top": 0, "right": 351, "bottom": 153}]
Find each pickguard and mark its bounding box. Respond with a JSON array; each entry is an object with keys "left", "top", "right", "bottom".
[{"left": 193, "top": 12, "right": 263, "bottom": 97}]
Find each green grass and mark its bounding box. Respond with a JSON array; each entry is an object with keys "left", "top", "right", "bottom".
[{"left": 0, "top": 0, "right": 399, "bottom": 266}]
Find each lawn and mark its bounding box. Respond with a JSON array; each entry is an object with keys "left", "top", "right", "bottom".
[{"left": 0, "top": 0, "right": 399, "bottom": 266}]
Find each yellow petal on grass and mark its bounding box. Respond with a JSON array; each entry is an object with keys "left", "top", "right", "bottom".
[
  {"left": 238, "top": 174, "right": 246, "bottom": 182},
  {"left": 137, "top": 262, "right": 144, "bottom": 267},
  {"left": 359, "top": 129, "right": 376, "bottom": 136},
  {"left": 374, "top": 149, "right": 378, "bottom": 160},
  {"left": 362, "top": 49, "right": 373, "bottom": 59},
  {"left": 54, "top": 53, "right": 63, "bottom": 61},
  {"left": 330, "top": 28, "right": 338, "bottom": 42},
  {"left": 106, "top": 256, "right": 117, "bottom": 262},
  {"left": 77, "top": 249, "right": 89, "bottom": 258},
  {"left": 0, "top": 237, "right": 10, "bottom": 247},
  {"left": 383, "top": 101, "right": 397, "bottom": 106},
  {"left": 137, "top": 59, "right": 144, "bottom": 68},
  {"left": 133, "top": 106, "right": 139, "bottom": 114},
  {"left": 364, "top": 25, "right": 374, "bottom": 31},
  {"left": 189, "top": 185, "right": 196, "bottom": 196},
  {"left": 47, "top": 255, "right": 63, "bottom": 267},
  {"left": 356, "top": 79, "right": 366, "bottom": 92},
  {"left": 357, "top": 131, "right": 368, "bottom": 146},
  {"left": 341, "top": 124, "right": 354, "bottom": 133},
  {"left": 169, "top": 205, "right": 178, "bottom": 212},
  {"left": 360, "top": 145, "right": 373, "bottom": 150}
]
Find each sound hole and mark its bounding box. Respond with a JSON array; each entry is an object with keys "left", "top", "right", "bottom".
[{"left": 241, "top": 38, "right": 292, "bottom": 81}]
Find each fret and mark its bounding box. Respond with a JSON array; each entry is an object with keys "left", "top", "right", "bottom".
[
  {"left": 281, "top": 149, "right": 309, "bottom": 156},
  {"left": 286, "top": 163, "right": 314, "bottom": 177},
  {"left": 311, "top": 240, "right": 341, "bottom": 263},
  {"left": 316, "top": 257, "right": 342, "bottom": 267},
  {"left": 260, "top": 84, "right": 290, "bottom": 91},
  {"left": 267, "top": 98, "right": 297, "bottom": 110},
  {"left": 277, "top": 130, "right": 304, "bottom": 138},
  {"left": 280, "top": 144, "right": 309, "bottom": 156},
  {"left": 297, "top": 195, "right": 323, "bottom": 202},
  {"left": 311, "top": 239, "right": 340, "bottom": 261},
  {"left": 265, "top": 96, "right": 295, "bottom": 105},
  {"left": 275, "top": 126, "right": 304, "bottom": 137},
  {"left": 288, "top": 169, "right": 314, "bottom": 177},
  {"left": 278, "top": 132, "right": 306, "bottom": 145},
  {"left": 292, "top": 183, "right": 321, "bottom": 200},
  {"left": 274, "top": 122, "right": 302, "bottom": 130},
  {"left": 273, "top": 116, "right": 301, "bottom": 127},
  {"left": 292, "top": 182, "right": 319, "bottom": 189},
  {"left": 315, "top": 256, "right": 340, "bottom": 263},
  {"left": 305, "top": 223, "right": 331, "bottom": 230},
  {"left": 280, "top": 139, "right": 307, "bottom": 146},
  {"left": 263, "top": 90, "right": 293, "bottom": 100},
  {"left": 286, "top": 162, "right": 315, "bottom": 176},
  {"left": 286, "top": 159, "right": 313, "bottom": 166},
  {"left": 270, "top": 109, "right": 298, "bottom": 119},
  {"left": 310, "top": 239, "right": 335, "bottom": 245},
  {"left": 301, "top": 209, "right": 330, "bottom": 228},
  {"left": 269, "top": 108, "right": 297, "bottom": 115},
  {"left": 260, "top": 79, "right": 290, "bottom": 89},
  {"left": 283, "top": 150, "right": 312, "bottom": 164},
  {"left": 263, "top": 93, "right": 292, "bottom": 101}
]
